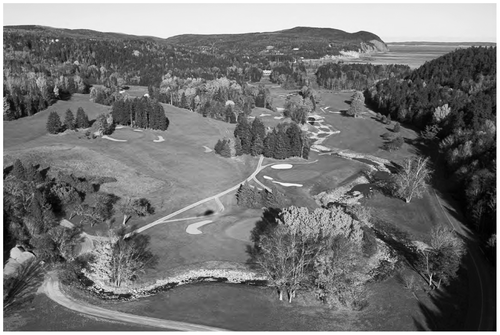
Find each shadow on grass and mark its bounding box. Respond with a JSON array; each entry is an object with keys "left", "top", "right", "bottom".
[{"left": 412, "top": 264, "right": 469, "bottom": 330}]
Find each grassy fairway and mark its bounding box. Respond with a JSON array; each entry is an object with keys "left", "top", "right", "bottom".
[
  {"left": 138, "top": 208, "right": 261, "bottom": 283},
  {"left": 103, "top": 278, "right": 429, "bottom": 331}
]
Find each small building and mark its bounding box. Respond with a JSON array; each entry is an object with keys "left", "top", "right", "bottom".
[{"left": 262, "top": 70, "right": 272, "bottom": 76}]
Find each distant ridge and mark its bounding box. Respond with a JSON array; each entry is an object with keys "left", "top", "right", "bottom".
[
  {"left": 165, "top": 26, "right": 390, "bottom": 56},
  {"left": 387, "top": 41, "right": 496, "bottom": 46},
  {"left": 4, "top": 25, "right": 389, "bottom": 58}
]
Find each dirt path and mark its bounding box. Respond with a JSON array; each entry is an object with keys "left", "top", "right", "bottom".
[{"left": 42, "top": 272, "right": 227, "bottom": 331}]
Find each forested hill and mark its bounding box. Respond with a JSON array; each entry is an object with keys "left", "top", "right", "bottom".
[
  {"left": 165, "top": 26, "right": 389, "bottom": 58},
  {"left": 366, "top": 46, "right": 496, "bottom": 248},
  {"left": 3, "top": 25, "right": 169, "bottom": 45}
]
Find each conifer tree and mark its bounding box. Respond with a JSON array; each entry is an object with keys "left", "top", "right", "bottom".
[
  {"left": 64, "top": 109, "right": 75, "bottom": 130},
  {"left": 286, "top": 124, "right": 302, "bottom": 157},
  {"left": 180, "top": 92, "right": 188, "bottom": 109},
  {"left": 75, "top": 107, "right": 89, "bottom": 128},
  {"left": 251, "top": 135, "right": 264, "bottom": 156},
  {"left": 274, "top": 128, "right": 291, "bottom": 159},
  {"left": 251, "top": 117, "right": 266, "bottom": 142},
  {"left": 393, "top": 122, "right": 400, "bottom": 132},
  {"left": 220, "top": 139, "right": 232, "bottom": 158},
  {"left": 263, "top": 131, "right": 277, "bottom": 158},
  {"left": 214, "top": 139, "right": 223, "bottom": 154},
  {"left": 234, "top": 136, "right": 243, "bottom": 156},
  {"left": 46, "top": 111, "right": 62, "bottom": 134},
  {"left": 234, "top": 116, "right": 252, "bottom": 154}
]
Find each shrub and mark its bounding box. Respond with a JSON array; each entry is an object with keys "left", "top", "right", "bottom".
[
  {"left": 381, "top": 132, "right": 395, "bottom": 141},
  {"left": 46, "top": 111, "right": 62, "bottom": 134},
  {"left": 383, "top": 136, "right": 404, "bottom": 152}
]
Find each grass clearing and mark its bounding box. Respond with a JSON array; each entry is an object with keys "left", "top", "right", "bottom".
[{"left": 3, "top": 94, "right": 111, "bottom": 149}]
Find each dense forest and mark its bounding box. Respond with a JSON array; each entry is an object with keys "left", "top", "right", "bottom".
[
  {"left": 315, "top": 63, "right": 412, "bottom": 91},
  {"left": 365, "top": 47, "right": 496, "bottom": 247}
]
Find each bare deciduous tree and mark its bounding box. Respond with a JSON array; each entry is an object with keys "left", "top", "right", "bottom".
[{"left": 393, "top": 156, "right": 432, "bottom": 203}]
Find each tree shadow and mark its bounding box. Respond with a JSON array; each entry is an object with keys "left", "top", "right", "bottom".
[{"left": 412, "top": 264, "right": 471, "bottom": 330}]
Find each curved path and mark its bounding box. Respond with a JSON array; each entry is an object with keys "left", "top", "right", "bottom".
[{"left": 42, "top": 272, "right": 226, "bottom": 331}]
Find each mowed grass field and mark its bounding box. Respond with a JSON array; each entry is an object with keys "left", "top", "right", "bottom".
[
  {"left": 3, "top": 93, "right": 255, "bottom": 228},
  {"left": 102, "top": 275, "right": 429, "bottom": 331}
]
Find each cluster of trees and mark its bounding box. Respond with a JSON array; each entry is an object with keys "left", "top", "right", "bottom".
[
  {"left": 148, "top": 76, "right": 273, "bottom": 122},
  {"left": 46, "top": 107, "right": 90, "bottom": 134},
  {"left": 315, "top": 63, "right": 411, "bottom": 91},
  {"left": 365, "top": 47, "right": 496, "bottom": 244},
  {"left": 249, "top": 206, "right": 368, "bottom": 309},
  {"left": 4, "top": 157, "right": 158, "bottom": 296},
  {"left": 236, "top": 182, "right": 289, "bottom": 209},
  {"left": 112, "top": 97, "right": 169, "bottom": 130},
  {"left": 4, "top": 159, "right": 85, "bottom": 263},
  {"left": 346, "top": 91, "right": 365, "bottom": 117},
  {"left": 215, "top": 116, "right": 311, "bottom": 160},
  {"left": 269, "top": 62, "right": 308, "bottom": 89},
  {"left": 413, "top": 226, "right": 466, "bottom": 290},
  {"left": 87, "top": 227, "right": 157, "bottom": 288}
]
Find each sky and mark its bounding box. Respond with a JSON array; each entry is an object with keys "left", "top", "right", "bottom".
[{"left": 2, "top": 2, "right": 497, "bottom": 43}]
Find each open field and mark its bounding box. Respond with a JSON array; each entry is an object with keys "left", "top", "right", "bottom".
[{"left": 87, "top": 275, "right": 430, "bottom": 331}]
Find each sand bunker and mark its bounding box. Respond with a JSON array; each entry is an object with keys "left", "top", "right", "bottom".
[
  {"left": 260, "top": 113, "right": 271, "bottom": 117},
  {"left": 263, "top": 175, "right": 273, "bottom": 180},
  {"left": 153, "top": 136, "right": 165, "bottom": 143},
  {"left": 274, "top": 116, "right": 284, "bottom": 120},
  {"left": 271, "top": 164, "right": 293, "bottom": 170},
  {"left": 133, "top": 129, "right": 143, "bottom": 132},
  {"left": 115, "top": 125, "right": 125, "bottom": 129},
  {"left": 272, "top": 181, "right": 303, "bottom": 187},
  {"left": 186, "top": 220, "right": 213, "bottom": 235},
  {"left": 203, "top": 146, "right": 213, "bottom": 153},
  {"left": 102, "top": 135, "right": 127, "bottom": 142}
]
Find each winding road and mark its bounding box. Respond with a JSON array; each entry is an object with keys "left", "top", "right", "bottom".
[{"left": 42, "top": 272, "right": 227, "bottom": 331}]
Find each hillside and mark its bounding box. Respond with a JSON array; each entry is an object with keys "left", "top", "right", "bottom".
[{"left": 166, "top": 26, "right": 389, "bottom": 58}]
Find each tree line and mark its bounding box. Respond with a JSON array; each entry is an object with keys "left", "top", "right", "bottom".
[
  {"left": 112, "top": 97, "right": 169, "bottom": 130},
  {"left": 315, "top": 62, "right": 411, "bottom": 91},
  {"left": 214, "top": 116, "right": 311, "bottom": 160}
]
